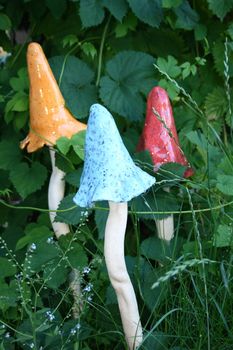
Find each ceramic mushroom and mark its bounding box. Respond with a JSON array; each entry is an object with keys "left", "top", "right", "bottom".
[
  {"left": 73, "top": 104, "right": 155, "bottom": 349},
  {"left": 20, "top": 42, "right": 86, "bottom": 239},
  {"left": 138, "top": 86, "right": 193, "bottom": 241}
]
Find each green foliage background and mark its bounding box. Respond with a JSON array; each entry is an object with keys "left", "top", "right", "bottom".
[{"left": 0, "top": 0, "right": 233, "bottom": 349}]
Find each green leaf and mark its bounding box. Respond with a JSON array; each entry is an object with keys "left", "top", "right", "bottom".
[
  {"left": 0, "top": 257, "right": 16, "bottom": 278},
  {"left": 46, "top": 0, "right": 67, "bottom": 18},
  {"left": 65, "top": 168, "right": 83, "bottom": 186},
  {"left": 0, "top": 140, "right": 22, "bottom": 170},
  {"left": 55, "top": 152, "right": 74, "bottom": 173},
  {"left": 66, "top": 243, "right": 88, "bottom": 269},
  {"left": 158, "top": 162, "right": 187, "bottom": 180},
  {"left": 71, "top": 130, "right": 86, "bottom": 160},
  {"left": 62, "top": 34, "right": 79, "bottom": 48},
  {"left": 157, "top": 55, "right": 181, "bottom": 78},
  {"left": 139, "top": 259, "right": 168, "bottom": 311},
  {"left": 115, "top": 12, "right": 137, "bottom": 37},
  {"left": 204, "top": 87, "right": 228, "bottom": 120},
  {"left": 141, "top": 236, "right": 183, "bottom": 262},
  {"left": 216, "top": 175, "right": 233, "bottom": 196},
  {"left": 213, "top": 224, "right": 233, "bottom": 247},
  {"left": 81, "top": 42, "right": 97, "bottom": 59},
  {"left": 24, "top": 241, "right": 60, "bottom": 273},
  {"left": 103, "top": 0, "right": 128, "bottom": 21},
  {"left": 94, "top": 201, "right": 109, "bottom": 239},
  {"left": 43, "top": 259, "right": 68, "bottom": 289},
  {"left": 16, "top": 225, "right": 53, "bottom": 250},
  {"left": 55, "top": 193, "right": 91, "bottom": 225},
  {"left": 79, "top": 0, "right": 105, "bottom": 28},
  {"left": 0, "top": 13, "right": 11, "bottom": 30},
  {"left": 100, "top": 51, "right": 156, "bottom": 120},
  {"left": 158, "top": 79, "right": 180, "bottom": 100},
  {"left": 56, "top": 136, "right": 72, "bottom": 155},
  {"left": 0, "top": 281, "right": 18, "bottom": 311},
  {"left": 127, "top": 0, "right": 163, "bottom": 28},
  {"left": 5, "top": 92, "right": 29, "bottom": 113},
  {"left": 50, "top": 56, "right": 97, "bottom": 118},
  {"left": 162, "top": 0, "right": 182, "bottom": 8},
  {"left": 131, "top": 189, "right": 179, "bottom": 220},
  {"left": 212, "top": 40, "right": 233, "bottom": 77},
  {"left": 10, "top": 162, "right": 47, "bottom": 199},
  {"left": 207, "top": 0, "right": 233, "bottom": 21},
  {"left": 174, "top": 1, "right": 199, "bottom": 30},
  {"left": 9, "top": 67, "right": 29, "bottom": 92}
]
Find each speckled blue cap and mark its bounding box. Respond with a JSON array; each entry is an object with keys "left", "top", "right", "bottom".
[{"left": 73, "top": 104, "right": 155, "bottom": 208}]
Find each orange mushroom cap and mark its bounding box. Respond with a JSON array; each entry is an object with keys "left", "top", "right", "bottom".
[{"left": 20, "top": 42, "right": 86, "bottom": 153}]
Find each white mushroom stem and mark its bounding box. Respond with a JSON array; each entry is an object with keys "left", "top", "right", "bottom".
[
  {"left": 48, "top": 149, "right": 81, "bottom": 318},
  {"left": 156, "top": 187, "right": 174, "bottom": 242},
  {"left": 104, "top": 201, "right": 143, "bottom": 350},
  {"left": 48, "top": 148, "right": 69, "bottom": 238}
]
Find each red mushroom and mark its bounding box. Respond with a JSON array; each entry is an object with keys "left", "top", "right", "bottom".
[{"left": 138, "top": 86, "right": 193, "bottom": 241}]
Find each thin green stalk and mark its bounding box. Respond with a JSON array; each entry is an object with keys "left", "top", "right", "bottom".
[{"left": 96, "top": 16, "right": 111, "bottom": 87}]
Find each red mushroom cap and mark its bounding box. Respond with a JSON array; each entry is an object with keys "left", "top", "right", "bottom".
[{"left": 138, "top": 86, "right": 193, "bottom": 178}]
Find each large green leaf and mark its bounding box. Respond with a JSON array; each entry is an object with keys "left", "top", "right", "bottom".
[
  {"left": 103, "top": 0, "right": 128, "bottom": 21},
  {"left": 174, "top": 0, "right": 199, "bottom": 30},
  {"left": 207, "top": 0, "right": 233, "bottom": 21},
  {"left": 100, "top": 51, "right": 156, "bottom": 120},
  {"left": 50, "top": 56, "right": 97, "bottom": 119},
  {"left": 127, "top": 0, "right": 163, "bottom": 28},
  {"left": 10, "top": 162, "right": 47, "bottom": 199},
  {"left": 79, "top": 0, "right": 105, "bottom": 28},
  {"left": 43, "top": 258, "right": 68, "bottom": 289},
  {"left": 0, "top": 140, "right": 22, "bottom": 170},
  {"left": 131, "top": 189, "right": 179, "bottom": 220},
  {"left": 0, "top": 257, "right": 16, "bottom": 279},
  {"left": 16, "top": 225, "right": 53, "bottom": 250},
  {"left": 212, "top": 40, "right": 233, "bottom": 77},
  {"left": 204, "top": 87, "right": 228, "bottom": 120},
  {"left": 216, "top": 174, "right": 233, "bottom": 196},
  {"left": 140, "top": 236, "right": 183, "bottom": 262},
  {"left": 24, "top": 241, "right": 60, "bottom": 273},
  {"left": 55, "top": 193, "right": 91, "bottom": 225},
  {"left": 66, "top": 243, "right": 88, "bottom": 269}
]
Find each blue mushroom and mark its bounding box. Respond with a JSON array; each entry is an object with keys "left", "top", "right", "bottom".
[{"left": 73, "top": 103, "right": 155, "bottom": 208}]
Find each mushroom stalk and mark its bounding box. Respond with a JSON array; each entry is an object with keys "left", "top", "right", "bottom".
[
  {"left": 104, "top": 201, "right": 143, "bottom": 350},
  {"left": 48, "top": 148, "right": 69, "bottom": 238},
  {"left": 155, "top": 187, "right": 174, "bottom": 242}
]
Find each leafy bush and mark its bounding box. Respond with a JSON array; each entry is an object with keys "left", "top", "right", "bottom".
[{"left": 0, "top": 0, "right": 233, "bottom": 349}]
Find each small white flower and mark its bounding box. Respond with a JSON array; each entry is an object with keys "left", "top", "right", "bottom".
[
  {"left": 29, "top": 243, "right": 37, "bottom": 251},
  {"left": 29, "top": 343, "right": 35, "bottom": 348},
  {"left": 5, "top": 332, "right": 10, "bottom": 338},
  {"left": 83, "top": 283, "right": 93, "bottom": 293},
  {"left": 82, "top": 266, "right": 91, "bottom": 274},
  {"left": 46, "top": 310, "right": 55, "bottom": 321},
  {"left": 47, "top": 237, "right": 54, "bottom": 244}
]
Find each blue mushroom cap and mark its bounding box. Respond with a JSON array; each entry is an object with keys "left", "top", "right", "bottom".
[{"left": 73, "top": 104, "right": 155, "bottom": 208}]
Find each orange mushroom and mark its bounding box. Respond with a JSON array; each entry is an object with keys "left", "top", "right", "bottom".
[
  {"left": 20, "top": 42, "right": 86, "bottom": 239},
  {"left": 20, "top": 42, "right": 86, "bottom": 152}
]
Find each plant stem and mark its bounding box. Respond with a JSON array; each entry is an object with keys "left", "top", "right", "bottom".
[{"left": 96, "top": 16, "right": 111, "bottom": 87}]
